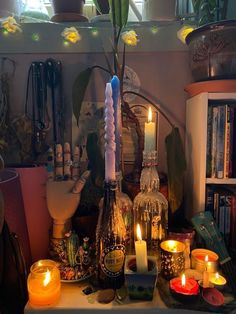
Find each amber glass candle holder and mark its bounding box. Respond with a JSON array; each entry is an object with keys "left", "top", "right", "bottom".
[
  {"left": 191, "top": 248, "right": 218, "bottom": 273},
  {"left": 27, "top": 259, "right": 61, "bottom": 306},
  {"left": 160, "top": 240, "right": 185, "bottom": 279}
]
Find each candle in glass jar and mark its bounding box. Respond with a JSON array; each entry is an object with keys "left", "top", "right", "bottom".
[
  {"left": 135, "top": 224, "right": 148, "bottom": 273},
  {"left": 144, "top": 107, "right": 156, "bottom": 152},
  {"left": 27, "top": 260, "right": 61, "bottom": 306}
]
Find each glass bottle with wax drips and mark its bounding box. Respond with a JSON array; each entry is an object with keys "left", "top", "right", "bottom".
[{"left": 133, "top": 150, "right": 168, "bottom": 256}]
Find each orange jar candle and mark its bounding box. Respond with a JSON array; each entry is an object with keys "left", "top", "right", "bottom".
[{"left": 27, "top": 259, "right": 61, "bottom": 306}]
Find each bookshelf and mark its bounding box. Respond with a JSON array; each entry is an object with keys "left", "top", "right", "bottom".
[{"left": 184, "top": 81, "right": 236, "bottom": 221}]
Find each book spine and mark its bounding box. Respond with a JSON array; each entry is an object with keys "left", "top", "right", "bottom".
[
  {"left": 206, "top": 106, "right": 213, "bottom": 177},
  {"left": 216, "top": 105, "right": 226, "bottom": 179},
  {"left": 219, "top": 194, "right": 225, "bottom": 235},
  {"left": 205, "top": 185, "right": 214, "bottom": 214},
  {"left": 224, "top": 105, "right": 230, "bottom": 178},
  {"left": 232, "top": 106, "right": 236, "bottom": 177},
  {"left": 213, "top": 192, "right": 219, "bottom": 225},
  {"left": 211, "top": 107, "right": 218, "bottom": 178},
  {"left": 230, "top": 195, "right": 236, "bottom": 250},
  {"left": 228, "top": 106, "right": 235, "bottom": 178},
  {"left": 224, "top": 195, "right": 231, "bottom": 246}
]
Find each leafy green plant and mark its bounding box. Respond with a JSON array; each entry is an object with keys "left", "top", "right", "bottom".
[
  {"left": 72, "top": 0, "right": 186, "bottom": 213},
  {"left": 192, "top": 0, "right": 228, "bottom": 26}
]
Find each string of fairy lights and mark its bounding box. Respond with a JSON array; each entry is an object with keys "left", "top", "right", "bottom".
[{"left": 0, "top": 16, "right": 195, "bottom": 46}]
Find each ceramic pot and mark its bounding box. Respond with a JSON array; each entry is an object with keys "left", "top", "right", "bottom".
[
  {"left": 186, "top": 20, "right": 236, "bottom": 82},
  {"left": 0, "top": 0, "right": 20, "bottom": 16},
  {"left": 124, "top": 255, "right": 157, "bottom": 300},
  {"left": 51, "top": 0, "right": 88, "bottom": 22},
  {"left": 142, "top": 0, "right": 176, "bottom": 21},
  {"left": 52, "top": 0, "right": 85, "bottom": 14}
]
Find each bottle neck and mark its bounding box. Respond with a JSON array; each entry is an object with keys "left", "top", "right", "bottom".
[{"left": 140, "top": 150, "right": 160, "bottom": 192}]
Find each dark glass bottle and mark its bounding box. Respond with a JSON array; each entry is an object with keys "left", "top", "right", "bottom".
[{"left": 96, "top": 180, "right": 126, "bottom": 289}]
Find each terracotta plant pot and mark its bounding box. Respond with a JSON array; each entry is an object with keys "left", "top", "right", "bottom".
[
  {"left": 51, "top": 0, "right": 88, "bottom": 22},
  {"left": 186, "top": 20, "right": 236, "bottom": 82},
  {"left": 52, "top": 0, "right": 85, "bottom": 14}
]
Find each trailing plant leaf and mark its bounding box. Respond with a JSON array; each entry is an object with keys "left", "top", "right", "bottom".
[
  {"left": 72, "top": 67, "right": 93, "bottom": 125},
  {"left": 109, "top": 0, "right": 129, "bottom": 28},
  {"left": 92, "top": 0, "right": 104, "bottom": 14},
  {"left": 165, "top": 127, "right": 187, "bottom": 213}
]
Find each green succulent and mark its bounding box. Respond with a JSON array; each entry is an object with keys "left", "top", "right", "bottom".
[{"left": 192, "top": 0, "right": 228, "bottom": 26}]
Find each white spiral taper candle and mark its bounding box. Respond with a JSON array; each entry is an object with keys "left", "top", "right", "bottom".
[{"left": 105, "top": 83, "right": 116, "bottom": 182}]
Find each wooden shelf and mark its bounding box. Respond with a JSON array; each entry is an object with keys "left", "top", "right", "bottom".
[
  {"left": 185, "top": 80, "right": 236, "bottom": 97},
  {"left": 206, "top": 178, "right": 236, "bottom": 185}
]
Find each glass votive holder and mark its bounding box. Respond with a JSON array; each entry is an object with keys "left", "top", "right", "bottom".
[
  {"left": 27, "top": 259, "right": 61, "bottom": 307},
  {"left": 160, "top": 240, "right": 185, "bottom": 279}
]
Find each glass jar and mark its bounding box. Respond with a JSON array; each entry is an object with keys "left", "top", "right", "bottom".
[
  {"left": 27, "top": 259, "right": 61, "bottom": 306},
  {"left": 133, "top": 151, "right": 168, "bottom": 255}
]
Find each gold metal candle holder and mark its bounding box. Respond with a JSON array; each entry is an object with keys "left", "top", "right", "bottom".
[
  {"left": 160, "top": 240, "right": 185, "bottom": 279},
  {"left": 191, "top": 249, "right": 218, "bottom": 273}
]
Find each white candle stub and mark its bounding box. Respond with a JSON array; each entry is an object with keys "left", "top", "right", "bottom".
[
  {"left": 144, "top": 107, "right": 156, "bottom": 152},
  {"left": 104, "top": 83, "right": 116, "bottom": 182},
  {"left": 135, "top": 224, "right": 148, "bottom": 273}
]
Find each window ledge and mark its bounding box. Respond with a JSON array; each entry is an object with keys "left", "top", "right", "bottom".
[{"left": 0, "top": 21, "right": 188, "bottom": 54}]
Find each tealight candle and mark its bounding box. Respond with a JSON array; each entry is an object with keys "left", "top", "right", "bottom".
[
  {"left": 135, "top": 224, "right": 148, "bottom": 273},
  {"left": 27, "top": 259, "right": 61, "bottom": 306},
  {"left": 209, "top": 272, "right": 227, "bottom": 290},
  {"left": 170, "top": 273, "right": 199, "bottom": 302}
]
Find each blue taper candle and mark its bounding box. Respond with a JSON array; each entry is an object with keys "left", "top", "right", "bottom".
[{"left": 111, "top": 75, "right": 121, "bottom": 173}]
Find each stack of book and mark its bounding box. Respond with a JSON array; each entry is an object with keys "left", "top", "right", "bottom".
[
  {"left": 205, "top": 185, "right": 236, "bottom": 251},
  {"left": 206, "top": 103, "right": 236, "bottom": 178}
]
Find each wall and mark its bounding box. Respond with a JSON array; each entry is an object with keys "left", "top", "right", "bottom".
[{"left": 0, "top": 21, "right": 192, "bottom": 173}]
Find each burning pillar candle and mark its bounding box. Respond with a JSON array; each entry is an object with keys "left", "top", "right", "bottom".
[
  {"left": 202, "top": 255, "right": 210, "bottom": 288},
  {"left": 135, "top": 224, "right": 148, "bottom": 273},
  {"left": 111, "top": 75, "right": 121, "bottom": 173},
  {"left": 144, "top": 107, "right": 156, "bottom": 152},
  {"left": 27, "top": 259, "right": 61, "bottom": 306},
  {"left": 104, "top": 83, "right": 116, "bottom": 182}
]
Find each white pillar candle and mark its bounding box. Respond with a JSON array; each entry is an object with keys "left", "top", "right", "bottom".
[
  {"left": 144, "top": 107, "right": 156, "bottom": 152},
  {"left": 135, "top": 224, "right": 148, "bottom": 273},
  {"left": 104, "top": 83, "right": 116, "bottom": 182}
]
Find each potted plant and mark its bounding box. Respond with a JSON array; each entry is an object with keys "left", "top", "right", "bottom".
[
  {"left": 185, "top": 0, "right": 236, "bottom": 82},
  {"left": 73, "top": 0, "right": 186, "bottom": 214}
]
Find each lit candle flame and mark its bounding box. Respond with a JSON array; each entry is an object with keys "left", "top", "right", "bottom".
[
  {"left": 205, "top": 255, "right": 209, "bottom": 262},
  {"left": 137, "top": 224, "right": 142, "bottom": 241},
  {"left": 181, "top": 274, "right": 186, "bottom": 287},
  {"left": 43, "top": 269, "right": 51, "bottom": 287},
  {"left": 216, "top": 272, "right": 219, "bottom": 281},
  {"left": 148, "top": 107, "right": 152, "bottom": 123},
  {"left": 166, "top": 240, "right": 177, "bottom": 252}
]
